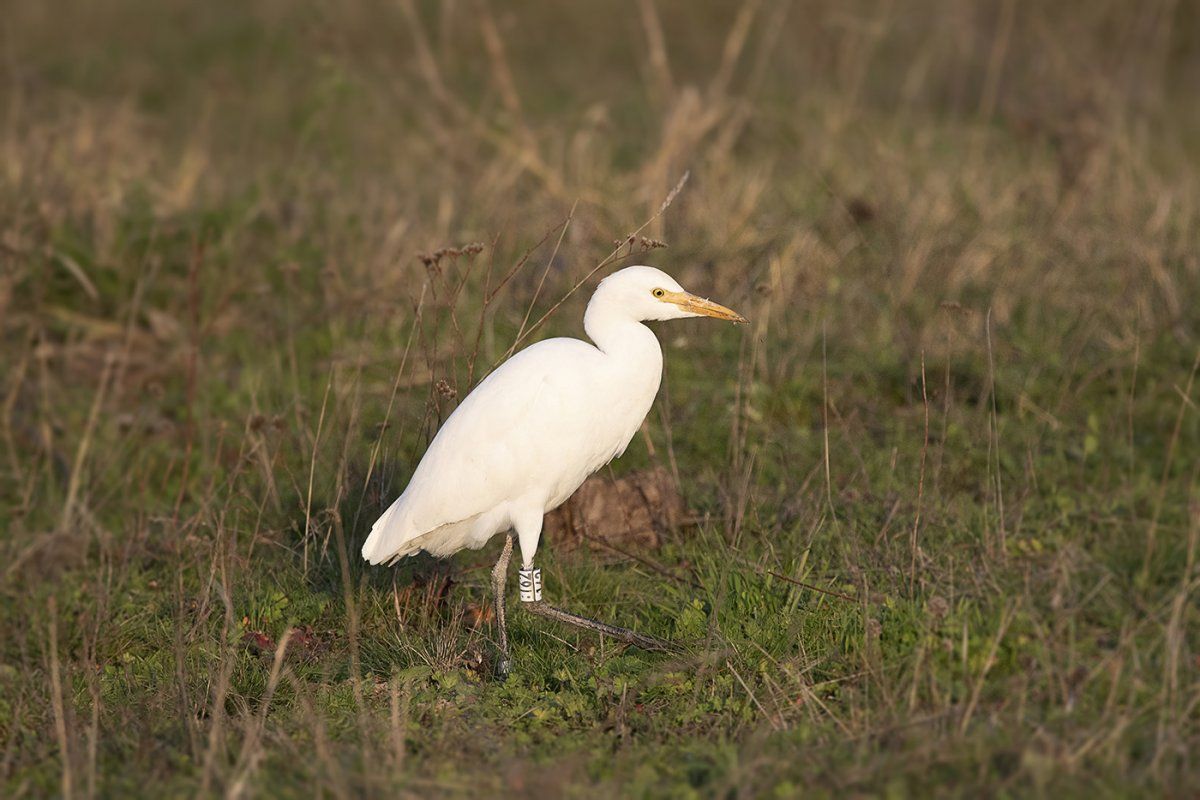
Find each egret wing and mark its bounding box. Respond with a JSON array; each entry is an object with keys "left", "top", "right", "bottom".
[{"left": 361, "top": 338, "right": 603, "bottom": 563}]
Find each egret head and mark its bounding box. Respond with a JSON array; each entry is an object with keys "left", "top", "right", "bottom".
[{"left": 594, "top": 265, "right": 747, "bottom": 324}]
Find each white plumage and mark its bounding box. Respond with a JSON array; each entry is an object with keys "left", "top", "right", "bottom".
[{"left": 361, "top": 265, "right": 745, "bottom": 571}]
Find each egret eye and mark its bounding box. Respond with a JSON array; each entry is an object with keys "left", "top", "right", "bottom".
[{"left": 652, "top": 288, "right": 666, "bottom": 298}]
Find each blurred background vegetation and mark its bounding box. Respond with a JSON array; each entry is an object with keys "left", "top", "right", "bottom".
[{"left": 2, "top": 0, "right": 1198, "bottom": 796}]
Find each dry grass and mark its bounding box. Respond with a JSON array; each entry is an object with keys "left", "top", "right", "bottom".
[{"left": 2, "top": 0, "right": 1199, "bottom": 796}]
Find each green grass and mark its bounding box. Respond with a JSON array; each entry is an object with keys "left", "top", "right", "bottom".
[{"left": 2, "top": 0, "right": 1199, "bottom": 796}]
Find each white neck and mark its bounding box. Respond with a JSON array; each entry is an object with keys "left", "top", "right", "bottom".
[
  {"left": 581, "top": 290, "right": 666, "bottom": 451},
  {"left": 584, "top": 298, "right": 662, "bottom": 361}
]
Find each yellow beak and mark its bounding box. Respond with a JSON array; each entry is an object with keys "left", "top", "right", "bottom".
[{"left": 662, "top": 291, "right": 748, "bottom": 323}]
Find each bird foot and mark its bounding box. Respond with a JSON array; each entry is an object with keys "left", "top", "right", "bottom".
[
  {"left": 523, "top": 600, "right": 675, "bottom": 653},
  {"left": 619, "top": 628, "right": 676, "bottom": 653}
]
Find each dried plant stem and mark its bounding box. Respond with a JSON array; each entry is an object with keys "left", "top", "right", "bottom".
[
  {"left": 361, "top": 284, "right": 427, "bottom": 501},
  {"left": 637, "top": 0, "right": 675, "bottom": 100},
  {"left": 985, "top": 308, "right": 1006, "bottom": 555},
  {"left": 910, "top": 352, "right": 929, "bottom": 591},
  {"left": 707, "top": 0, "right": 761, "bottom": 101},
  {"left": 303, "top": 371, "right": 335, "bottom": 576},
  {"left": 977, "top": 0, "right": 1016, "bottom": 120},
  {"left": 230, "top": 630, "right": 294, "bottom": 791},
  {"left": 59, "top": 352, "right": 115, "bottom": 533},
  {"left": 822, "top": 322, "right": 837, "bottom": 521},
  {"left": 198, "top": 564, "right": 237, "bottom": 796},
  {"left": 508, "top": 199, "right": 578, "bottom": 359},
  {"left": 959, "top": 602, "right": 1016, "bottom": 735},
  {"left": 1142, "top": 347, "right": 1200, "bottom": 576},
  {"left": 47, "top": 597, "right": 73, "bottom": 800},
  {"left": 389, "top": 677, "right": 411, "bottom": 771},
  {"left": 765, "top": 569, "right": 856, "bottom": 603}
]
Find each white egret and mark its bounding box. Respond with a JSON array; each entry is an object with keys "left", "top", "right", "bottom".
[{"left": 362, "top": 265, "right": 746, "bottom": 675}]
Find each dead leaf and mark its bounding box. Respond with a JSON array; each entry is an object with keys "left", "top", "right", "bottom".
[
  {"left": 464, "top": 603, "right": 495, "bottom": 628},
  {"left": 288, "top": 625, "right": 328, "bottom": 662},
  {"left": 242, "top": 630, "right": 275, "bottom": 655}
]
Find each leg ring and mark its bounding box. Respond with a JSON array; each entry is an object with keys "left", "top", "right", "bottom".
[{"left": 518, "top": 568, "right": 542, "bottom": 602}]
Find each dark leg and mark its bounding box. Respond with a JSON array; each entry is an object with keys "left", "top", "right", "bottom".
[
  {"left": 491, "top": 535, "right": 514, "bottom": 678},
  {"left": 523, "top": 597, "right": 674, "bottom": 653}
]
